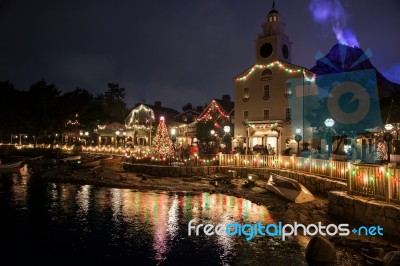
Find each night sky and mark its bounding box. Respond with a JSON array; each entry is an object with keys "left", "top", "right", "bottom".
[{"left": 0, "top": 0, "right": 399, "bottom": 111}]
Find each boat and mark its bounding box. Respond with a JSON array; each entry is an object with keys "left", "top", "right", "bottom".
[
  {"left": 100, "top": 156, "right": 122, "bottom": 166},
  {"left": 78, "top": 159, "right": 101, "bottom": 168},
  {"left": 0, "top": 161, "right": 24, "bottom": 169},
  {"left": 265, "top": 173, "right": 315, "bottom": 203},
  {"left": 0, "top": 161, "right": 27, "bottom": 176},
  {"left": 27, "top": 157, "right": 59, "bottom": 169},
  {"left": 60, "top": 155, "right": 81, "bottom": 163}
]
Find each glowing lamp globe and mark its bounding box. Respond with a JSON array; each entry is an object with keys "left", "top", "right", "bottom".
[
  {"left": 324, "top": 118, "right": 335, "bottom": 128},
  {"left": 224, "top": 126, "right": 230, "bottom": 133},
  {"left": 160, "top": 116, "right": 165, "bottom": 121},
  {"left": 385, "top": 124, "right": 394, "bottom": 131}
]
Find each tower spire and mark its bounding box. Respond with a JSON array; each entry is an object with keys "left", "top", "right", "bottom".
[{"left": 272, "top": 0, "right": 275, "bottom": 10}]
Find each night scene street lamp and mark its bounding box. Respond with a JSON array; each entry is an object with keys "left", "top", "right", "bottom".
[
  {"left": 210, "top": 130, "right": 215, "bottom": 149},
  {"left": 324, "top": 118, "right": 335, "bottom": 159},
  {"left": 116, "top": 130, "right": 120, "bottom": 147},
  {"left": 384, "top": 123, "right": 394, "bottom": 162},
  {"left": 122, "top": 132, "right": 126, "bottom": 147},
  {"left": 84, "top": 131, "right": 89, "bottom": 146},
  {"left": 171, "top": 128, "right": 177, "bottom": 153},
  {"left": 295, "top": 127, "right": 302, "bottom": 155},
  {"left": 223, "top": 126, "right": 231, "bottom": 152}
]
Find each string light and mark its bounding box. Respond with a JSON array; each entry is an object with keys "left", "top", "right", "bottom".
[
  {"left": 125, "top": 104, "right": 155, "bottom": 129},
  {"left": 197, "top": 100, "right": 229, "bottom": 122},
  {"left": 235, "top": 61, "right": 308, "bottom": 81}
]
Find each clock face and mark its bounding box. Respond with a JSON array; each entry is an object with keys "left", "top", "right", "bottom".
[
  {"left": 260, "top": 43, "right": 273, "bottom": 58},
  {"left": 282, "top": 44, "right": 289, "bottom": 59}
]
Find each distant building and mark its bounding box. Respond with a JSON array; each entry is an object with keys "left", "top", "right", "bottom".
[
  {"left": 123, "top": 101, "right": 180, "bottom": 147},
  {"left": 96, "top": 122, "right": 126, "bottom": 146},
  {"left": 172, "top": 109, "right": 201, "bottom": 146},
  {"left": 197, "top": 94, "right": 234, "bottom": 149}
]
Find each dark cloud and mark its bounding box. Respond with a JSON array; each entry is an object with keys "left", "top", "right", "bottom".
[{"left": 0, "top": 0, "right": 398, "bottom": 110}]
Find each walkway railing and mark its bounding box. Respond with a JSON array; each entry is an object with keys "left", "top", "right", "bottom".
[
  {"left": 219, "top": 154, "right": 400, "bottom": 203},
  {"left": 78, "top": 147, "right": 400, "bottom": 203}
]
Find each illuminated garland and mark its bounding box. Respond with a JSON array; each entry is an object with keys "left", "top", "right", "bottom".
[
  {"left": 235, "top": 60, "right": 315, "bottom": 81},
  {"left": 125, "top": 104, "right": 155, "bottom": 129},
  {"left": 66, "top": 120, "right": 80, "bottom": 126},
  {"left": 197, "top": 100, "right": 229, "bottom": 122}
]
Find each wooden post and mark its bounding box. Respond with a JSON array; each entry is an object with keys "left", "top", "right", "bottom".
[
  {"left": 385, "top": 164, "right": 391, "bottom": 203},
  {"left": 347, "top": 163, "right": 352, "bottom": 194}
]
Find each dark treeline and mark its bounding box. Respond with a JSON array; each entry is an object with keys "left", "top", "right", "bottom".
[{"left": 0, "top": 80, "right": 128, "bottom": 146}]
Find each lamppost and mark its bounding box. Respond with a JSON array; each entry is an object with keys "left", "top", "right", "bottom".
[
  {"left": 171, "top": 128, "right": 177, "bottom": 155},
  {"left": 122, "top": 132, "right": 126, "bottom": 147},
  {"left": 223, "top": 126, "right": 231, "bottom": 153},
  {"left": 295, "top": 127, "right": 302, "bottom": 155},
  {"left": 116, "top": 130, "right": 120, "bottom": 147},
  {"left": 210, "top": 129, "right": 215, "bottom": 150},
  {"left": 79, "top": 131, "right": 84, "bottom": 146},
  {"left": 84, "top": 131, "right": 89, "bottom": 146},
  {"left": 324, "top": 118, "right": 335, "bottom": 159},
  {"left": 384, "top": 123, "right": 394, "bottom": 162}
]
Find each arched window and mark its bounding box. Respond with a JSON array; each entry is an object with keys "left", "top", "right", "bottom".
[
  {"left": 261, "top": 69, "right": 272, "bottom": 82},
  {"left": 261, "top": 69, "right": 273, "bottom": 76}
]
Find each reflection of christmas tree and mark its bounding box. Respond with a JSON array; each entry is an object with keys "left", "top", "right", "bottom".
[
  {"left": 152, "top": 116, "right": 174, "bottom": 158},
  {"left": 376, "top": 142, "right": 387, "bottom": 161}
]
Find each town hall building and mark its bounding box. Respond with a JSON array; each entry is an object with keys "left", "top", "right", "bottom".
[{"left": 233, "top": 3, "right": 314, "bottom": 154}]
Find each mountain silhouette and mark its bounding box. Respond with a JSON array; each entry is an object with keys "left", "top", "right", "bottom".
[{"left": 310, "top": 44, "right": 400, "bottom": 123}]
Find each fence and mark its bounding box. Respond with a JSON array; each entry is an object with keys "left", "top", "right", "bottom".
[
  {"left": 79, "top": 147, "right": 400, "bottom": 203},
  {"left": 219, "top": 154, "right": 400, "bottom": 203}
]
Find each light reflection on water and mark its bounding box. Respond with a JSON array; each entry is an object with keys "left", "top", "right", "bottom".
[{"left": 0, "top": 174, "right": 306, "bottom": 265}]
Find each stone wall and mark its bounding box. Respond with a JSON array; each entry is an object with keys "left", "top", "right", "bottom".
[
  {"left": 123, "top": 163, "right": 219, "bottom": 177},
  {"left": 218, "top": 166, "right": 347, "bottom": 196},
  {"left": 328, "top": 191, "right": 400, "bottom": 237},
  {"left": 123, "top": 163, "right": 346, "bottom": 195}
]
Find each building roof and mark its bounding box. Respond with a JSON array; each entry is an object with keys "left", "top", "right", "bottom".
[
  {"left": 175, "top": 109, "right": 201, "bottom": 124},
  {"left": 198, "top": 95, "right": 234, "bottom": 121},
  {"left": 132, "top": 102, "right": 180, "bottom": 124}
]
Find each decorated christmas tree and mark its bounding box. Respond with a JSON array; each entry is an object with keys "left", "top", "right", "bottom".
[{"left": 152, "top": 116, "right": 174, "bottom": 158}]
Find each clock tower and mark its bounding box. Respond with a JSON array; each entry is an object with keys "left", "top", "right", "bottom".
[{"left": 256, "top": 2, "right": 292, "bottom": 64}]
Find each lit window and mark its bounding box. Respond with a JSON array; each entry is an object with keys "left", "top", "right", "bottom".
[
  {"left": 263, "top": 109, "right": 270, "bottom": 120},
  {"left": 263, "top": 85, "right": 270, "bottom": 100},
  {"left": 243, "top": 87, "right": 249, "bottom": 101},
  {"left": 285, "top": 82, "right": 292, "bottom": 98},
  {"left": 285, "top": 108, "right": 291, "bottom": 123},
  {"left": 183, "top": 115, "right": 187, "bottom": 122}
]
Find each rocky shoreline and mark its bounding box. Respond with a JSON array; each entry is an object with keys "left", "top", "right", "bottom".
[{"left": 37, "top": 163, "right": 399, "bottom": 265}]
